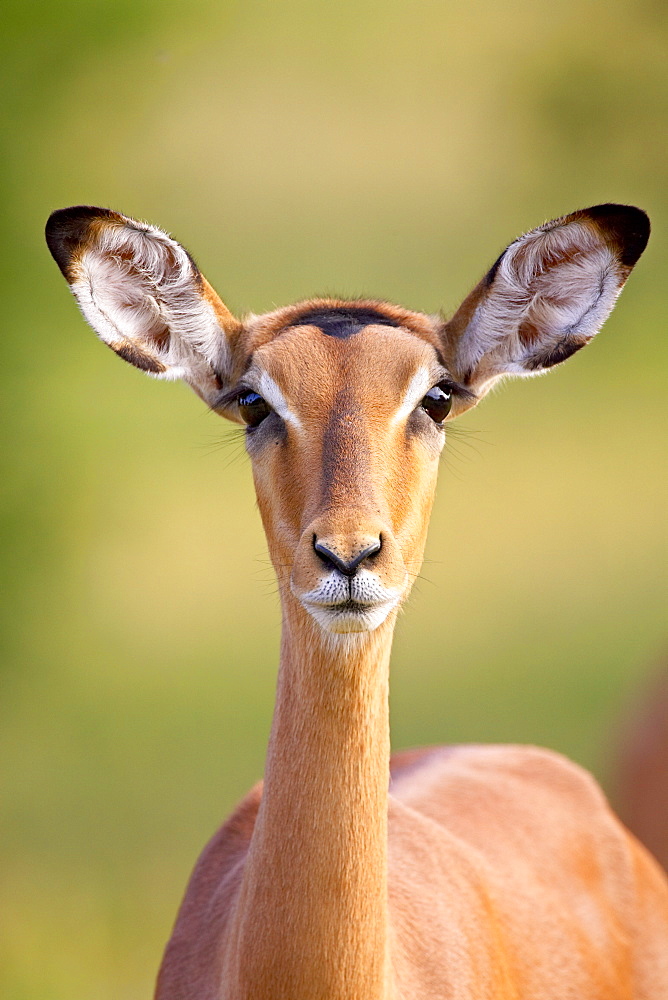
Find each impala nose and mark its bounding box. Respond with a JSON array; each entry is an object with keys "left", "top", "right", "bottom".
[{"left": 313, "top": 535, "right": 382, "bottom": 577}]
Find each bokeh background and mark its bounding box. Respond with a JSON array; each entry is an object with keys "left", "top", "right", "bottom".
[{"left": 2, "top": 1, "right": 666, "bottom": 996}]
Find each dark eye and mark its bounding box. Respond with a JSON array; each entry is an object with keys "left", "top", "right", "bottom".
[
  {"left": 420, "top": 383, "right": 453, "bottom": 424},
  {"left": 238, "top": 391, "right": 271, "bottom": 427}
]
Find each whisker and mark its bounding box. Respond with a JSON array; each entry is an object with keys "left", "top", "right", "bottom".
[{"left": 198, "top": 429, "right": 248, "bottom": 470}]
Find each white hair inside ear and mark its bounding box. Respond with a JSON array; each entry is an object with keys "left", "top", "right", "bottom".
[
  {"left": 444, "top": 204, "right": 649, "bottom": 396},
  {"left": 45, "top": 206, "right": 238, "bottom": 405}
]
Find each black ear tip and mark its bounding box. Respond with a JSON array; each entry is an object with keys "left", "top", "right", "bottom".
[
  {"left": 45, "top": 204, "right": 118, "bottom": 242},
  {"left": 45, "top": 205, "right": 120, "bottom": 278},
  {"left": 583, "top": 203, "right": 650, "bottom": 268}
]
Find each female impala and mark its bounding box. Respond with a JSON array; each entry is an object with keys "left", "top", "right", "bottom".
[{"left": 46, "top": 203, "right": 668, "bottom": 999}]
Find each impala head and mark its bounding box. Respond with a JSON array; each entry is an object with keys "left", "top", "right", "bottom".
[{"left": 46, "top": 203, "right": 648, "bottom": 634}]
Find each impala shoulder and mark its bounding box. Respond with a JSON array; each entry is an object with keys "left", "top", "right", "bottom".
[
  {"left": 174, "top": 783, "right": 262, "bottom": 922},
  {"left": 408, "top": 742, "right": 612, "bottom": 807},
  {"left": 156, "top": 783, "right": 263, "bottom": 999},
  {"left": 471, "top": 745, "right": 668, "bottom": 876},
  {"left": 486, "top": 744, "right": 639, "bottom": 829},
  {"left": 475, "top": 743, "right": 611, "bottom": 802}
]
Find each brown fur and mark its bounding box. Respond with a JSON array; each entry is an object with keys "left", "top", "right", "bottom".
[
  {"left": 156, "top": 302, "right": 667, "bottom": 999},
  {"left": 44, "top": 203, "right": 666, "bottom": 999},
  {"left": 111, "top": 339, "right": 168, "bottom": 372}
]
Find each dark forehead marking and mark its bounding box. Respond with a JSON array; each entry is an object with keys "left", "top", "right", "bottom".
[{"left": 285, "top": 306, "right": 400, "bottom": 339}]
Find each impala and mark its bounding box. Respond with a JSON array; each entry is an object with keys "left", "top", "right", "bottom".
[{"left": 46, "top": 203, "right": 668, "bottom": 999}]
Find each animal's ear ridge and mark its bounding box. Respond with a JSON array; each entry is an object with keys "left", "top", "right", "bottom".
[
  {"left": 441, "top": 204, "right": 650, "bottom": 401},
  {"left": 45, "top": 205, "right": 241, "bottom": 406}
]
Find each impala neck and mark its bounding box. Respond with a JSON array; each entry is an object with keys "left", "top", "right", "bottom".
[{"left": 224, "top": 597, "right": 394, "bottom": 1000}]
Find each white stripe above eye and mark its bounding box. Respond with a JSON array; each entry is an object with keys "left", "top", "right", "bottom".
[
  {"left": 258, "top": 371, "right": 303, "bottom": 430},
  {"left": 390, "top": 366, "right": 433, "bottom": 426}
]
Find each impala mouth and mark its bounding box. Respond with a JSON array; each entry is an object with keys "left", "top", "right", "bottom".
[
  {"left": 293, "top": 567, "right": 406, "bottom": 633},
  {"left": 331, "top": 599, "right": 375, "bottom": 613},
  {"left": 300, "top": 594, "right": 401, "bottom": 634}
]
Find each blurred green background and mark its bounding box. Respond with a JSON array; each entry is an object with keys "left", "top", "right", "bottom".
[{"left": 2, "top": 0, "right": 666, "bottom": 996}]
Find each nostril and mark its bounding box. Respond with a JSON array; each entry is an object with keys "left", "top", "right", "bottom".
[
  {"left": 362, "top": 535, "right": 382, "bottom": 564},
  {"left": 313, "top": 538, "right": 348, "bottom": 575},
  {"left": 313, "top": 536, "right": 382, "bottom": 577}
]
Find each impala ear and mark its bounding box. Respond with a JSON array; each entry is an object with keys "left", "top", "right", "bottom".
[
  {"left": 441, "top": 204, "right": 650, "bottom": 402},
  {"left": 45, "top": 206, "right": 241, "bottom": 406}
]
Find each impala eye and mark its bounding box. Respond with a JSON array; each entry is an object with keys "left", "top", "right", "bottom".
[
  {"left": 238, "top": 391, "right": 271, "bottom": 427},
  {"left": 420, "top": 383, "right": 453, "bottom": 424}
]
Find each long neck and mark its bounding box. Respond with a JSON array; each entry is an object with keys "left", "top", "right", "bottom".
[{"left": 223, "top": 599, "right": 394, "bottom": 1000}]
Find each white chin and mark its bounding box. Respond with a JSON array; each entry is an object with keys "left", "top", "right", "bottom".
[{"left": 304, "top": 602, "right": 395, "bottom": 634}]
